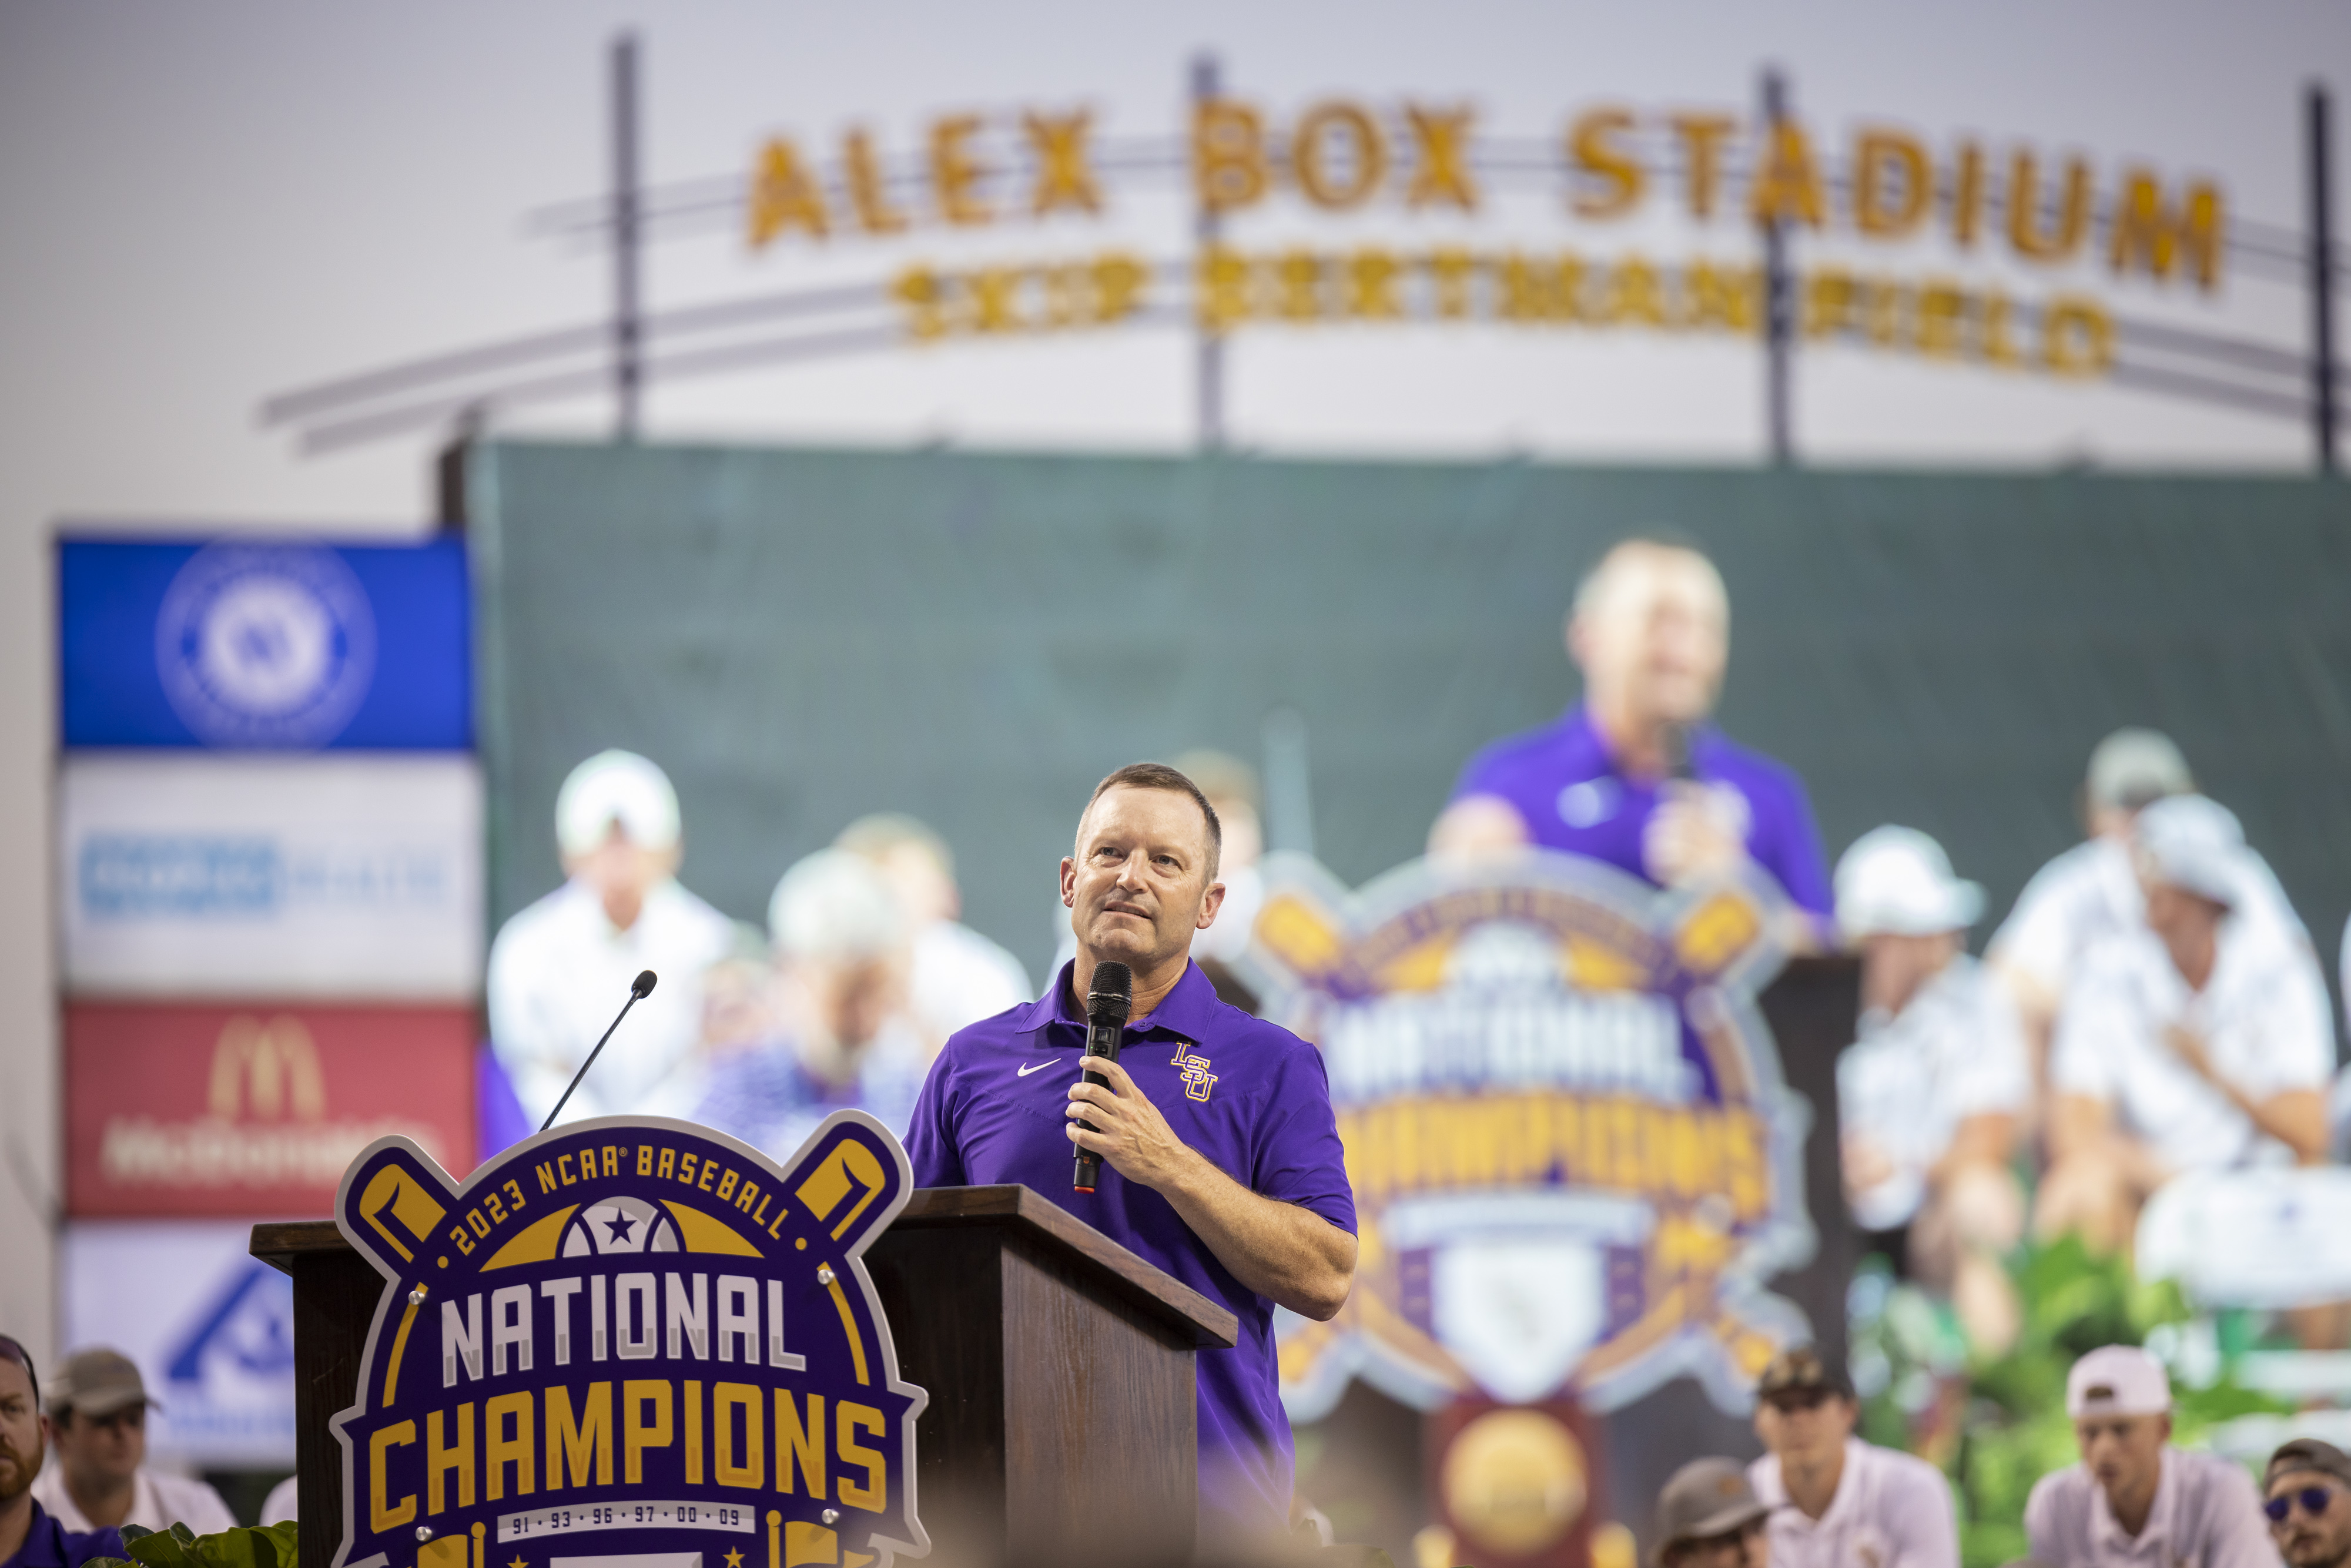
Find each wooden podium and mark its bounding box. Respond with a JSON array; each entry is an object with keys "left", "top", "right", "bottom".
[{"left": 253, "top": 1184, "right": 1236, "bottom": 1568}]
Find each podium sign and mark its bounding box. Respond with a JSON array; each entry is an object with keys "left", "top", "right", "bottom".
[
  {"left": 1245, "top": 850, "right": 1816, "bottom": 1421},
  {"left": 328, "top": 1113, "right": 929, "bottom": 1568}
]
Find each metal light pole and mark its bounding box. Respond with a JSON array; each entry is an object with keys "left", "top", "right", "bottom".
[
  {"left": 2310, "top": 82, "right": 2338, "bottom": 474},
  {"left": 1192, "top": 52, "right": 1226, "bottom": 452},
  {"left": 612, "top": 33, "right": 643, "bottom": 441},
  {"left": 1759, "top": 68, "right": 1795, "bottom": 468}
]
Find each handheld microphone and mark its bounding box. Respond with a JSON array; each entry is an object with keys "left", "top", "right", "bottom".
[
  {"left": 1071, "top": 961, "right": 1133, "bottom": 1194},
  {"left": 539, "top": 969, "right": 658, "bottom": 1132},
  {"left": 1659, "top": 721, "right": 1696, "bottom": 782}
]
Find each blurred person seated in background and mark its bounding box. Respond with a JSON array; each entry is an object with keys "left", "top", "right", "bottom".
[
  {"left": 1988, "top": 728, "right": 2196, "bottom": 1088},
  {"left": 2036, "top": 796, "right": 2333, "bottom": 1254},
  {"left": 835, "top": 813, "right": 1029, "bottom": 1054},
  {"left": 1429, "top": 535, "right": 1831, "bottom": 942},
  {"left": 1992, "top": 729, "right": 2311, "bottom": 1105},
  {"left": 1651, "top": 1458, "right": 1770, "bottom": 1568},
  {"left": 30, "top": 1351, "right": 232, "bottom": 1537},
  {"left": 0, "top": 1338, "right": 122, "bottom": 1568},
  {"left": 1172, "top": 751, "right": 1265, "bottom": 1006},
  {"left": 1834, "top": 827, "right": 2030, "bottom": 1355},
  {"left": 2266, "top": 1438, "right": 2351, "bottom": 1568},
  {"left": 679, "top": 848, "right": 926, "bottom": 1157},
  {"left": 1747, "top": 1345, "right": 1959, "bottom": 1568},
  {"left": 488, "top": 751, "right": 735, "bottom": 1127},
  {"left": 2027, "top": 1345, "right": 2273, "bottom": 1568}
]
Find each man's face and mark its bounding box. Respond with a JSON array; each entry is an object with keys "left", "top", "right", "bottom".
[
  {"left": 49, "top": 1402, "right": 146, "bottom": 1491},
  {"left": 1857, "top": 931, "right": 1961, "bottom": 1016},
  {"left": 0, "top": 1360, "right": 41, "bottom": 1505},
  {"left": 801, "top": 954, "right": 906, "bottom": 1053},
  {"left": 1664, "top": 1520, "right": 1767, "bottom": 1568},
  {"left": 1570, "top": 549, "right": 1729, "bottom": 729},
  {"left": 873, "top": 842, "right": 958, "bottom": 926},
  {"left": 2077, "top": 1413, "right": 2168, "bottom": 1503},
  {"left": 1061, "top": 786, "right": 1224, "bottom": 970},
  {"left": 2140, "top": 877, "right": 2226, "bottom": 953},
  {"left": 1754, "top": 1388, "right": 1856, "bottom": 1469},
  {"left": 562, "top": 825, "right": 681, "bottom": 917},
  {"left": 2269, "top": 1470, "right": 2351, "bottom": 1568}
]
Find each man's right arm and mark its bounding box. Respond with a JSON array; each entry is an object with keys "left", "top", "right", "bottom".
[{"left": 903, "top": 1056, "right": 966, "bottom": 1187}]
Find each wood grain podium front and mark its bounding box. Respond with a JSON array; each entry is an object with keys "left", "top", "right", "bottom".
[{"left": 253, "top": 1184, "right": 1236, "bottom": 1568}]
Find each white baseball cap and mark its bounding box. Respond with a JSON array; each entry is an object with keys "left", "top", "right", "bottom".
[
  {"left": 556, "top": 751, "right": 684, "bottom": 857},
  {"left": 769, "top": 849, "right": 907, "bottom": 964},
  {"left": 2132, "top": 794, "right": 2246, "bottom": 909},
  {"left": 2087, "top": 728, "right": 2193, "bottom": 813},
  {"left": 1834, "top": 826, "right": 1984, "bottom": 940},
  {"left": 2067, "top": 1345, "right": 2171, "bottom": 1418}
]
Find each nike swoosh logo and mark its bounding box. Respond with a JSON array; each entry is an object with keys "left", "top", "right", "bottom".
[{"left": 1016, "top": 1061, "right": 1062, "bottom": 1077}]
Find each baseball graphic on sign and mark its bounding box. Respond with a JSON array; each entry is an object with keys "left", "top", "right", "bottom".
[{"left": 330, "top": 1112, "right": 929, "bottom": 1568}]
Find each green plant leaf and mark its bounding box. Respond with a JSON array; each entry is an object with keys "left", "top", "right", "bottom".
[{"left": 253, "top": 1518, "right": 299, "bottom": 1568}]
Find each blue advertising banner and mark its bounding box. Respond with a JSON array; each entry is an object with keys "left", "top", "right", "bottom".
[
  {"left": 331, "top": 1112, "right": 928, "bottom": 1568},
  {"left": 59, "top": 536, "right": 470, "bottom": 750}
]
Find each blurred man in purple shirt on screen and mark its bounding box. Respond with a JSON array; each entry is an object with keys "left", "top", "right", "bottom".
[
  {"left": 906, "top": 762, "right": 1357, "bottom": 1556},
  {"left": 1431, "top": 535, "right": 1832, "bottom": 937}
]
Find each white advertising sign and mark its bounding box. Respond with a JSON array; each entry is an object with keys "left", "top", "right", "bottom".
[
  {"left": 59, "top": 754, "right": 482, "bottom": 998},
  {"left": 61, "top": 1221, "right": 297, "bottom": 1467}
]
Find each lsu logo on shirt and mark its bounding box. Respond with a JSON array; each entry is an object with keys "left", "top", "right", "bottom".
[{"left": 1168, "top": 1044, "right": 1219, "bottom": 1103}]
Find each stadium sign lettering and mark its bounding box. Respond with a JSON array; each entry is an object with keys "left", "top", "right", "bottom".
[
  {"left": 888, "top": 246, "right": 2115, "bottom": 378},
  {"left": 749, "top": 96, "right": 2223, "bottom": 292},
  {"left": 330, "top": 1112, "right": 927, "bottom": 1568}
]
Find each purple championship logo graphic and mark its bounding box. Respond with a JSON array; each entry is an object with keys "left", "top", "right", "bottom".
[{"left": 329, "top": 1111, "right": 929, "bottom": 1568}]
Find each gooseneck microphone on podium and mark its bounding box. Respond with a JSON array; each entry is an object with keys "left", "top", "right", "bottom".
[
  {"left": 1071, "top": 961, "right": 1133, "bottom": 1194},
  {"left": 540, "top": 969, "right": 658, "bottom": 1132}
]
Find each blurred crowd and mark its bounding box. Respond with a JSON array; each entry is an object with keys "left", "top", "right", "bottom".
[
  {"left": 1649, "top": 1339, "right": 2351, "bottom": 1568},
  {"left": 1428, "top": 537, "right": 2351, "bottom": 1369},
  {"left": 21, "top": 531, "right": 2334, "bottom": 1561},
  {"left": 481, "top": 532, "right": 2351, "bottom": 1371}
]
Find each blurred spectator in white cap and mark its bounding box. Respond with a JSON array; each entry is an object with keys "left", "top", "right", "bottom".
[
  {"left": 2026, "top": 1343, "right": 2272, "bottom": 1567},
  {"left": 1989, "top": 729, "right": 2195, "bottom": 1090},
  {"left": 32, "top": 1349, "right": 235, "bottom": 1536},
  {"left": 1833, "top": 826, "right": 2030, "bottom": 1354},
  {"left": 835, "top": 814, "right": 1030, "bottom": 1056},
  {"left": 1991, "top": 730, "right": 2308, "bottom": 1103},
  {"left": 679, "top": 849, "right": 926, "bottom": 1158},
  {"left": 2036, "top": 795, "right": 2335, "bottom": 1253},
  {"left": 488, "top": 750, "right": 735, "bottom": 1127}
]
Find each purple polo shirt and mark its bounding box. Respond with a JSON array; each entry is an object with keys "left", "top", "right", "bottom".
[
  {"left": 906, "top": 959, "right": 1355, "bottom": 1549},
  {"left": 1, "top": 1501, "right": 125, "bottom": 1568},
  {"left": 1452, "top": 703, "right": 1833, "bottom": 919}
]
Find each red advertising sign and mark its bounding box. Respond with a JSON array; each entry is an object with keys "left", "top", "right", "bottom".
[{"left": 66, "top": 1002, "right": 475, "bottom": 1218}]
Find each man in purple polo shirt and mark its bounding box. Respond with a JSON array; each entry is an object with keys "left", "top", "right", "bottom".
[
  {"left": 906, "top": 762, "right": 1357, "bottom": 1554},
  {"left": 1430, "top": 535, "right": 1832, "bottom": 931},
  {"left": 0, "top": 1339, "right": 125, "bottom": 1568}
]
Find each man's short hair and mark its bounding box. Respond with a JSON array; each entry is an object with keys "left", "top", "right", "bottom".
[
  {"left": 1570, "top": 532, "right": 1727, "bottom": 626},
  {"left": 1083, "top": 763, "right": 1224, "bottom": 881},
  {"left": 0, "top": 1336, "right": 38, "bottom": 1413}
]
